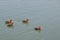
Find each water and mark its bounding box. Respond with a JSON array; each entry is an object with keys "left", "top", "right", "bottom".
[{"left": 0, "top": 0, "right": 60, "bottom": 40}]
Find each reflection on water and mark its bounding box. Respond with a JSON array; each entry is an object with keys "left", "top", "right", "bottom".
[
  {"left": 35, "top": 30, "right": 42, "bottom": 33},
  {"left": 22, "top": 22, "right": 29, "bottom": 26},
  {"left": 7, "top": 25, "right": 14, "bottom": 29}
]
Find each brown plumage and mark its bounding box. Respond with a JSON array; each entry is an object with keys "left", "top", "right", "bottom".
[
  {"left": 22, "top": 18, "right": 29, "bottom": 23},
  {"left": 5, "top": 19, "right": 14, "bottom": 26},
  {"left": 5, "top": 19, "right": 13, "bottom": 24},
  {"left": 34, "top": 26, "right": 42, "bottom": 30}
]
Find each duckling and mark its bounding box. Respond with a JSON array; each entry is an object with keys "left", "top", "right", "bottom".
[
  {"left": 34, "top": 26, "right": 42, "bottom": 30},
  {"left": 5, "top": 19, "right": 13, "bottom": 24},
  {"left": 22, "top": 18, "right": 29, "bottom": 23}
]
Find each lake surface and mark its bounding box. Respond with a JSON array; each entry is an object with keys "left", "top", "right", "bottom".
[{"left": 0, "top": 0, "right": 60, "bottom": 40}]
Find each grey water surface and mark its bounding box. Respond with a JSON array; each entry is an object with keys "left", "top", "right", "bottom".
[{"left": 0, "top": 0, "right": 60, "bottom": 40}]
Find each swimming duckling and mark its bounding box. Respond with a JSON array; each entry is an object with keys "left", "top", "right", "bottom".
[
  {"left": 22, "top": 18, "right": 29, "bottom": 23},
  {"left": 5, "top": 19, "right": 14, "bottom": 26},
  {"left": 34, "top": 26, "right": 42, "bottom": 30},
  {"left": 5, "top": 19, "right": 13, "bottom": 24}
]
